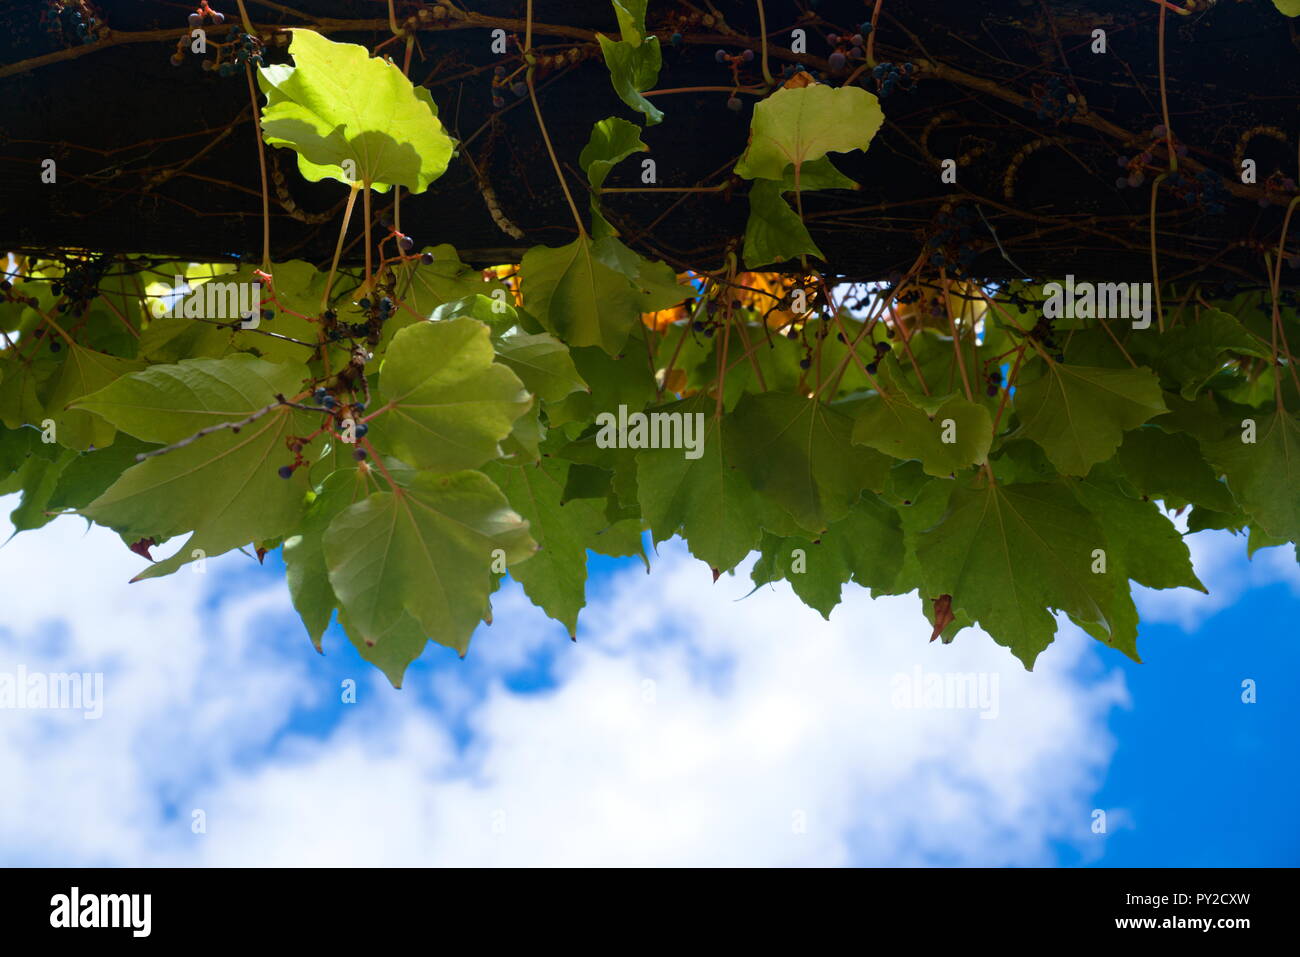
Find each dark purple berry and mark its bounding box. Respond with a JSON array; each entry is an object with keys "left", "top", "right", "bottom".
[{"left": 277, "top": 465, "right": 294, "bottom": 479}]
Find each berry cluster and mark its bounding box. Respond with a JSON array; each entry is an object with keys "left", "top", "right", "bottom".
[
  {"left": 1022, "top": 76, "right": 1078, "bottom": 124},
  {"left": 186, "top": 2, "right": 225, "bottom": 29},
  {"left": 52, "top": 258, "right": 108, "bottom": 318},
  {"left": 219, "top": 27, "right": 265, "bottom": 74},
  {"left": 1115, "top": 125, "right": 1188, "bottom": 190},
  {"left": 825, "top": 22, "right": 871, "bottom": 73},
  {"left": 871, "top": 62, "right": 915, "bottom": 99},
  {"left": 491, "top": 64, "right": 528, "bottom": 109},
  {"left": 926, "top": 204, "right": 982, "bottom": 279},
  {"left": 1166, "top": 169, "right": 1228, "bottom": 215},
  {"left": 41, "top": 0, "right": 101, "bottom": 46},
  {"left": 863, "top": 338, "right": 891, "bottom": 375},
  {"left": 984, "top": 366, "right": 1003, "bottom": 397},
  {"left": 1028, "top": 314, "right": 1064, "bottom": 362}
]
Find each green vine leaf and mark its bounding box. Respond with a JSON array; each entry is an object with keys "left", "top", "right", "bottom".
[
  {"left": 257, "top": 29, "right": 455, "bottom": 192},
  {"left": 726, "top": 392, "right": 891, "bottom": 534},
  {"left": 852, "top": 392, "right": 993, "bottom": 478},
  {"left": 1013, "top": 363, "right": 1167, "bottom": 475},
  {"left": 1116, "top": 427, "right": 1235, "bottom": 512},
  {"left": 734, "top": 84, "right": 884, "bottom": 182},
  {"left": 321, "top": 470, "right": 537, "bottom": 657},
  {"left": 1273, "top": 0, "right": 1300, "bottom": 18},
  {"left": 636, "top": 394, "right": 787, "bottom": 572},
  {"left": 1202, "top": 411, "right": 1300, "bottom": 540},
  {"left": 485, "top": 454, "right": 643, "bottom": 636},
  {"left": 596, "top": 34, "right": 664, "bottom": 126},
  {"left": 492, "top": 332, "right": 588, "bottom": 405},
  {"left": 79, "top": 357, "right": 316, "bottom": 580},
  {"left": 750, "top": 492, "right": 904, "bottom": 617},
  {"left": 520, "top": 237, "right": 645, "bottom": 355},
  {"left": 916, "top": 481, "right": 1133, "bottom": 668},
  {"left": 370, "top": 318, "right": 531, "bottom": 472},
  {"left": 284, "top": 464, "right": 382, "bottom": 650},
  {"left": 580, "top": 117, "right": 649, "bottom": 238},
  {"left": 39, "top": 343, "right": 145, "bottom": 451}
]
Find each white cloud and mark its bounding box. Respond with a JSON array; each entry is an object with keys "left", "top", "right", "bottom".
[{"left": 0, "top": 497, "right": 1138, "bottom": 866}]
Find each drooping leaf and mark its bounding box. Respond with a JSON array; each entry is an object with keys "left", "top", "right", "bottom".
[
  {"left": 726, "top": 392, "right": 891, "bottom": 534},
  {"left": 1202, "top": 411, "right": 1300, "bottom": 540},
  {"left": 750, "top": 492, "right": 903, "bottom": 617},
  {"left": 734, "top": 84, "right": 884, "bottom": 182},
  {"left": 596, "top": 34, "right": 664, "bottom": 125},
  {"left": 257, "top": 30, "right": 455, "bottom": 192},
  {"left": 321, "top": 470, "right": 537, "bottom": 655},
  {"left": 370, "top": 318, "right": 531, "bottom": 472},
  {"left": 284, "top": 464, "right": 382, "bottom": 649},
  {"left": 485, "top": 454, "right": 642, "bottom": 636},
  {"left": 520, "top": 236, "right": 645, "bottom": 354},
  {"left": 80, "top": 358, "right": 316, "bottom": 579},
  {"left": 852, "top": 392, "right": 993, "bottom": 478},
  {"left": 636, "top": 394, "right": 785, "bottom": 572},
  {"left": 1116, "top": 426, "right": 1235, "bottom": 511},
  {"left": 915, "top": 480, "right": 1132, "bottom": 668},
  {"left": 39, "top": 343, "right": 145, "bottom": 450},
  {"left": 1013, "top": 362, "right": 1167, "bottom": 475}
]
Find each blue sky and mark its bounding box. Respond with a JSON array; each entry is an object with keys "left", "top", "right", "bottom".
[{"left": 0, "top": 492, "right": 1296, "bottom": 866}]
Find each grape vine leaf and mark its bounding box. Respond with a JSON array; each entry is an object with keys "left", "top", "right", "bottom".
[
  {"left": 78, "top": 357, "right": 316, "bottom": 579},
  {"left": 1274, "top": 0, "right": 1300, "bottom": 18},
  {"left": 749, "top": 493, "right": 904, "bottom": 617},
  {"left": 321, "top": 470, "right": 537, "bottom": 656},
  {"left": 370, "top": 318, "right": 532, "bottom": 472},
  {"left": 1013, "top": 363, "right": 1167, "bottom": 475},
  {"left": 72, "top": 353, "right": 308, "bottom": 442},
  {"left": 744, "top": 179, "right": 826, "bottom": 268},
  {"left": 1145, "top": 308, "right": 1271, "bottom": 398},
  {"left": 284, "top": 464, "right": 383, "bottom": 649},
  {"left": 492, "top": 332, "right": 587, "bottom": 405},
  {"left": 852, "top": 392, "right": 993, "bottom": 478},
  {"left": 596, "top": 34, "right": 664, "bottom": 126},
  {"left": 520, "top": 237, "right": 645, "bottom": 355},
  {"left": 257, "top": 29, "right": 455, "bottom": 192},
  {"left": 915, "top": 481, "right": 1132, "bottom": 668},
  {"left": 40, "top": 343, "right": 145, "bottom": 451},
  {"left": 1070, "top": 472, "right": 1204, "bottom": 593},
  {"left": 611, "top": 0, "right": 650, "bottom": 43},
  {"left": 734, "top": 84, "right": 884, "bottom": 182},
  {"left": 1116, "top": 427, "right": 1235, "bottom": 511},
  {"left": 635, "top": 394, "right": 781, "bottom": 572},
  {"left": 580, "top": 117, "right": 648, "bottom": 239},
  {"left": 1202, "top": 411, "right": 1300, "bottom": 540},
  {"left": 726, "top": 392, "right": 891, "bottom": 534},
  {"left": 485, "top": 454, "right": 643, "bottom": 636}
]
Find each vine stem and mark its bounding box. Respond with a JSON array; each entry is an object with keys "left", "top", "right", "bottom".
[
  {"left": 1150, "top": 173, "right": 1166, "bottom": 333},
  {"left": 321, "top": 182, "right": 361, "bottom": 309},
  {"left": 644, "top": 85, "right": 766, "bottom": 97},
  {"left": 1268, "top": 196, "right": 1300, "bottom": 408},
  {"left": 1156, "top": 2, "right": 1176, "bottom": 172},
  {"left": 243, "top": 64, "right": 272, "bottom": 272},
  {"left": 754, "top": 0, "right": 774, "bottom": 87},
  {"left": 941, "top": 270, "right": 974, "bottom": 402},
  {"left": 134, "top": 393, "right": 305, "bottom": 462},
  {"left": 363, "top": 185, "right": 373, "bottom": 290},
  {"left": 525, "top": 0, "right": 586, "bottom": 237},
  {"left": 866, "top": 0, "right": 884, "bottom": 67}
]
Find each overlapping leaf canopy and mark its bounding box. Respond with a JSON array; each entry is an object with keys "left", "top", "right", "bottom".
[{"left": 3, "top": 23, "right": 1298, "bottom": 686}]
